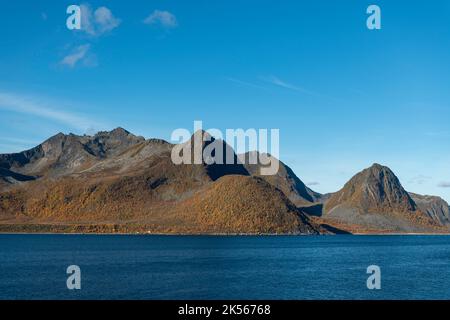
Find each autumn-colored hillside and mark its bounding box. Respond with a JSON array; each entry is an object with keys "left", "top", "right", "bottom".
[
  {"left": 0, "top": 129, "right": 320, "bottom": 234},
  {"left": 1, "top": 129, "right": 449, "bottom": 234}
]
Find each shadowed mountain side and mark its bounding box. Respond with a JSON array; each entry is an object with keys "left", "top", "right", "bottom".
[
  {"left": 0, "top": 129, "right": 317, "bottom": 234},
  {"left": 300, "top": 203, "right": 323, "bottom": 217},
  {"left": 0, "top": 168, "right": 36, "bottom": 184},
  {"left": 1, "top": 129, "right": 449, "bottom": 234},
  {"left": 0, "top": 144, "right": 45, "bottom": 171},
  {"left": 174, "top": 130, "right": 249, "bottom": 181},
  {"left": 239, "top": 151, "right": 322, "bottom": 207},
  {"left": 316, "top": 223, "right": 352, "bottom": 235}
]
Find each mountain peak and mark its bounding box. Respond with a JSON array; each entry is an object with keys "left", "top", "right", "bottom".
[
  {"left": 175, "top": 129, "right": 248, "bottom": 181},
  {"left": 325, "top": 164, "right": 416, "bottom": 214},
  {"left": 369, "top": 163, "right": 385, "bottom": 169},
  {"left": 94, "top": 127, "right": 133, "bottom": 138},
  {"left": 364, "top": 163, "right": 397, "bottom": 181},
  {"left": 190, "top": 129, "right": 213, "bottom": 142},
  {"left": 110, "top": 127, "right": 130, "bottom": 135},
  {"left": 44, "top": 132, "right": 66, "bottom": 143},
  {"left": 367, "top": 163, "right": 392, "bottom": 173}
]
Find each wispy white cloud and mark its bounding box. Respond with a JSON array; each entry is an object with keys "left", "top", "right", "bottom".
[
  {"left": 144, "top": 10, "right": 178, "bottom": 28},
  {"left": 60, "top": 44, "right": 94, "bottom": 68},
  {"left": 261, "top": 75, "right": 318, "bottom": 96},
  {"left": 225, "top": 77, "right": 268, "bottom": 90},
  {"left": 80, "top": 4, "right": 121, "bottom": 36},
  {"left": 307, "top": 181, "right": 320, "bottom": 186},
  {"left": 0, "top": 92, "right": 104, "bottom": 132}
]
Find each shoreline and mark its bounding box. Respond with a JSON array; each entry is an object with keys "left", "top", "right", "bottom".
[
  {"left": 1, "top": 232, "right": 450, "bottom": 236},
  {"left": 1, "top": 222, "right": 449, "bottom": 236}
]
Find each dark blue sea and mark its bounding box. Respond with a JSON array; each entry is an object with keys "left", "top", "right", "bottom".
[{"left": 0, "top": 234, "right": 449, "bottom": 300}]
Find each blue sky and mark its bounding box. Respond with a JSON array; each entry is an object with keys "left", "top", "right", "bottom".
[{"left": 0, "top": 0, "right": 450, "bottom": 201}]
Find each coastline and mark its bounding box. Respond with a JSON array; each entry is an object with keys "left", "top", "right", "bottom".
[
  {"left": 1, "top": 221, "right": 449, "bottom": 236},
  {"left": 1, "top": 231, "right": 450, "bottom": 236}
]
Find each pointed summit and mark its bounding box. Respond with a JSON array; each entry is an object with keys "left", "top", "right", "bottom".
[
  {"left": 321, "top": 164, "right": 446, "bottom": 233},
  {"left": 94, "top": 127, "right": 133, "bottom": 139},
  {"left": 90, "top": 127, "right": 145, "bottom": 157},
  {"left": 174, "top": 129, "right": 249, "bottom": 181},
  {"left": 188, "top": 129, "right": 213, "bottom": 147},
  {"left": 46, "top": 132, "right": 66, "bottom": 141},
  {"left": 109, "top": 127, "right": 131, "bottom": 136},
  {"left": 325, "top": 163, "right": 416, "bottom": 214}
]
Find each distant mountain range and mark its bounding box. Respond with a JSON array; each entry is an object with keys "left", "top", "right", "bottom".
[{"left": 0, "top": 128, "right": 449, "bottom": 234}]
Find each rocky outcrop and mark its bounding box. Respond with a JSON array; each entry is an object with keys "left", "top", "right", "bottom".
[
  {"left": 0, "top": 129, "right": 448, "bottom": 234},
  {"left": 410, "top": 193, "right": 450, "bottom": 226},
  {"left": 323, "top": 164, "right": 445, "bottom": 233},
  {"left": 240, "top": 151, "right": 322, "bottom": 207},
  {"left": 0, "top": 129, "right": 318, "bottom": 234}
]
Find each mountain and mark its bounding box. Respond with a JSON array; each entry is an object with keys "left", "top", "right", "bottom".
[
  {"left": 0, "top": 129, "right": 319, "bottom": 234},
  {"left": 176, "top": 130, "right": 250, "bottom": 181},
  {"left": 322, "top": 164, "right": 447, "bottom": 233},
  {"left": 175, "top": 175, "right": 319, "bottom": 234},
  {"left": 0, "top": 127, "right": 145, "bottom": 181},
  {"left": 325, "top": 164, "right": 416, "bottom": 213},
  {"left": 0, "top": 168, "right": 35, "bottom": 185},
  {"left": 410, "top": 193, "right": 450, "bottom": 226},
  {"left": 1, "top": 129, "right": 449, "bottom": 234},
  {"left": 239, "top": 151, "right": 322, "bottom": 207}
]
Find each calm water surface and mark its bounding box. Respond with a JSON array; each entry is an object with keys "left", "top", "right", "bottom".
[{"left": 0, "top": 234, "right": 449, "bottom": 299}]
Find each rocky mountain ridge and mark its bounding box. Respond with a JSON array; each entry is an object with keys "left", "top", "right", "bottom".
[{"left": 0, "top": 128, "right": 448, "bottom": 234}]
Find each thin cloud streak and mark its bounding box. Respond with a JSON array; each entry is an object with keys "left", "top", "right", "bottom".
[
  {"left": 0, "top": 92, "right": 105, "bottom": 132},
  {"left": 261, "top": 75, "right": 319, "bottom": 96},
  {"left": 225, "top": 77, "right": 268, "bottom": 91}
]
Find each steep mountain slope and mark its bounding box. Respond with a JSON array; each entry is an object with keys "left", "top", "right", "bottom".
[
  {"left": 0, "top": 168, "right": 35, "bottom": 184},
  {"left": 322, "top": 164, "right": 443, "bottom": 233},
  {"left": 0, "top": 129, "right": 320, "bottom": 234},
  {"left": 325, "top": 164, "right": 416, "bottom": 213},
  {"left": 174, "top": 130, "right": 250, "bottom": 180},
  {"left": 0, "top": 128, "right": 145, "bottom": 182},
  {"left": 1, "top": 129, "right": 448, "bottom": 234},
  {"left": 173, "top": 175, "right": 320, "bottom": 234},
  {"left": 410, "top": 193, "right": 450, "bottom": 226},
  {"left": 240, "top": 151, "right": 322, "bottom": 207}
]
